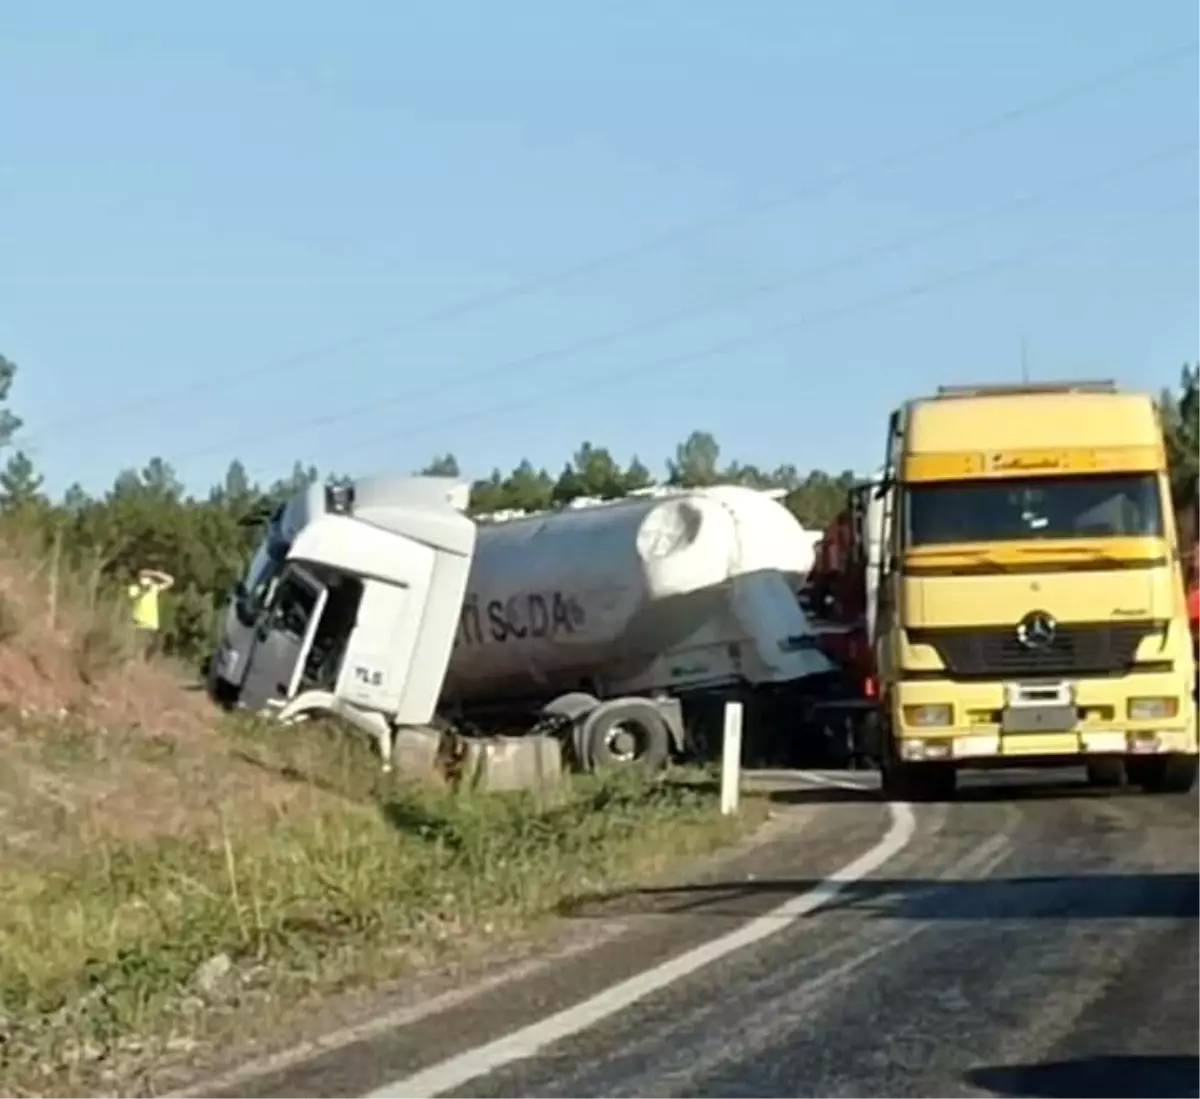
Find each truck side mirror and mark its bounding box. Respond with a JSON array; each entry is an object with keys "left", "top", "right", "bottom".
[{"left": 233, "top": 581, "right": 257, "bottom": 628}]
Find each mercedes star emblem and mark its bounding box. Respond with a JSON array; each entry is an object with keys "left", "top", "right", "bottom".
[{"left": 1016, "top": 610, "right": 1057, "bottom": 650}]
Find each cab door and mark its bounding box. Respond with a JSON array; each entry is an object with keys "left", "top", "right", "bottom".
[
  {"left": 211, "top": 535, "right": 283, "bottom": 693},
  {"left": 236, "top": 565, "right": 329, "bottom": 713},
  {"left": 211, "top": 591, "right": 261, "bottom": 693}
]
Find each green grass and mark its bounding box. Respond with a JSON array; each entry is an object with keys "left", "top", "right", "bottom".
[{"left": 0, "top": 715, "right": 761, "bottom": 1096}]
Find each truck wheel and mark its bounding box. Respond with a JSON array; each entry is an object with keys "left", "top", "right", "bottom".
[
  {"left": 881, "top": 759, "right": 956, "bottom": 802},
  {"left": 856, "top": 712, "right": 884, "bottom": 769},
  {"left": 582, "top": 699, "right": 671, "bottom": 772},
  {"left": 1132, "top": 754, "right": 1198, "bottom": 794},
  {"left": 539, "top": 692, "right": 600, "bottom": 767},
  {"left": 540, "top": 691, "right": 600, "bottom": 722},
  {"left": 1085, "top": 759, "right": 1127, "bottom": 788}
]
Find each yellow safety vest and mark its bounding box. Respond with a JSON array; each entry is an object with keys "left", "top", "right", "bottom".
[{"left": 127, "top": 583, "right": 160, "bottom": 631}]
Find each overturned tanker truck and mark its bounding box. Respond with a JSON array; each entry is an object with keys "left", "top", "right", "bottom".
[{"left": 207, "top": 474, "right": 844, "bottom": 771}]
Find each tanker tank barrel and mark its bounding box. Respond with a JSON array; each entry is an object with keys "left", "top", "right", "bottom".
[{"left": 441, "top": 485, "right": 829, "bottom": 707}]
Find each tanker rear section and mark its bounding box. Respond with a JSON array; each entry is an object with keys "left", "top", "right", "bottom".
[{"left": 437, "top": 486, "right": 842, "bottom": 768}]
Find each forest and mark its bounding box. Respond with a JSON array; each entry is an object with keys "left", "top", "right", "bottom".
[{"left": 1, "top": 352, "right": 1195, "bottom": 665}]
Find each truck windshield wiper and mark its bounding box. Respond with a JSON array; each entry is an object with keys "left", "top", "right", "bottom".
[
  {"left": 906, "top": 550, "right": 1015, "bottom": 573},
  {"left": 1013, "top": 545, "right": 1123, "bottom": 565},
  {"left": 957, "top": 554, "right": 1015, "bottom": 573}
]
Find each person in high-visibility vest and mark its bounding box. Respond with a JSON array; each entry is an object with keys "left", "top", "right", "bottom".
[{"left": 127, "top": 568, "right": 174, "bottom": 655}]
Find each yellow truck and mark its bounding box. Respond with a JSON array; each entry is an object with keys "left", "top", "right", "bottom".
[{"left": 871, "top": 379, "right": 1198, "bottom": 800}]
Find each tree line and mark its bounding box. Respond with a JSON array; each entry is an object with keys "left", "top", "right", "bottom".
[
  {"left": 0, "top": 354, "right": 857, "bottom": 662},
  {"left": 0, "top": 352, "right": 1195, "bottom": 665}
]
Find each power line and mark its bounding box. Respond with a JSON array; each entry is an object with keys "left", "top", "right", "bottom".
[
  {"left": 19, "top": 40, "right": 1198, "bottom": 446},
  {"left": 272, "top": 194, "right": 1190, "bottom": 486},
  {"left": 175, "top": 139, "right": 1194, "bottom": 467}
]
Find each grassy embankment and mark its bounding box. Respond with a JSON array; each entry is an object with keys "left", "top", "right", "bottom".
[{"left": 0, "top": 536, "right": 763, "bottom": 1096}]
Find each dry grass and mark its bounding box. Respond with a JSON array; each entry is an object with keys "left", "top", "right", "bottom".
[
  {"left": 0, "top": 542, "right": 762, "bottom": 1096},
  {"left": 0, "top": 537, "right": 328, "bottom": 863},
  {"left": 0, "top": 528, "right": 209, "bottom": 733}
]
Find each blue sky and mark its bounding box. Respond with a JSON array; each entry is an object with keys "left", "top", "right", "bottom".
[{"left": 2, "top": 0, "right": 1197, "bottom": 498}]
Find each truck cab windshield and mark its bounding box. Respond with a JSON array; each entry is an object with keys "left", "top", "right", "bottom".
[{"left": 904, "top": 472, "right": 1164, "bottom": 547}]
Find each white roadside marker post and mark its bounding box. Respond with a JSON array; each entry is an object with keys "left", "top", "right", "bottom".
[{"left": 720, "top": 700, "right": 744, "bottom": 816}]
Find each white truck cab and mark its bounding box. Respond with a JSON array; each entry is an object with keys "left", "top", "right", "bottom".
[{"left": 210, "top": 475, "right": 476, "bottom": 758}]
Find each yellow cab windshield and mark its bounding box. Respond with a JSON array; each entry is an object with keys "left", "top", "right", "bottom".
[{"left": 902, "top": 472, "right": 1164, "bottom": 550}]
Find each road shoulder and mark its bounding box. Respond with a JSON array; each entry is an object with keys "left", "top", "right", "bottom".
[{"left": 165, "top": 777, "right": 889, "bottom": 1099}]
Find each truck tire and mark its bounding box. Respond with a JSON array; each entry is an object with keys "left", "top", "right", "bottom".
[
  {"left": 540, "top": 691, "right": 600, "bottom": 723},
  {"left": 539, "top": 692, "right": 600, "bottom": 767},
  {"left": 1085, "top": 758, "right": 1127, "bottom": 788},
  {"left": 1131, "top": 754, "right": 1198, "bottom": 794},
  {"left": 881, "top": 759, "right": 956, "bottom": 802},
  {"left": 582, "top": 699, "right": 671, "bottom": 772},
  {"left": 856, "top": 711, "right": 884, "bottom": 769}
]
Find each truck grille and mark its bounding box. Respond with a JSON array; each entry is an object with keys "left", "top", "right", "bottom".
[{"left": 907, "top": 621, "right": 1160, "bottom": 679}]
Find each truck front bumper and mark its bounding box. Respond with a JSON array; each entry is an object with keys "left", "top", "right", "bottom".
[
  {"left": 895, "top": 728, "right": 1196, "bottom": 763},
  {"left": 892, "top": 672, "right": 1198, "bottom": 763}
]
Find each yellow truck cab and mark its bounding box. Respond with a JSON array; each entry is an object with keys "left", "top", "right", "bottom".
[{"left": 873, "top": 379, "right": 1198, "bottom": 800}]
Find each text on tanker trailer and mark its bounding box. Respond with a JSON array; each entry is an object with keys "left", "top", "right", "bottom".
[{"left": 208, "top": 476, "right": 839, "bottom": 770}]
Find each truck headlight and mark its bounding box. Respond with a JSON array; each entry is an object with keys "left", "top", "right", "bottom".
[
  {"left": 1127, "top": 697, "right": 1178, "bottom": 720},
  {"left": 903, "top": 703, "right": 952, "bottom": 728}
]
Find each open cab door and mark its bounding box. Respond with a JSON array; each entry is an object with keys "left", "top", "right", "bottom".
[{"left": 236, "top": 564, "right": 330, "bottom": 713}]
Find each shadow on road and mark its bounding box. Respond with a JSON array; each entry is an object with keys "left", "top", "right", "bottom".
[
  {"left": 556, "top": 872, "right": 1199, "bottom": 922},
  {"left": 760, "top": 784, "right": 882, "bottom": 806},
  {"left": 966, "top": 1054, "right": 1200, "bottom": 1097},
  {"left": 757, "top": 779, "right": 1157, "bottom": 806},
  {"left": 943, "top": 780, "right": 1145, "bottom": 805},
  {"left": 742, "top": 770, "right": 1180, "bottom": 807},
  {"left": 669, "top": 773, "right": 882, "bottom": 806}
]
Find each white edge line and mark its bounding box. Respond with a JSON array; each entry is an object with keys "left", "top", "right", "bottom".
[
  {"left": 172, "top": 771, "right": 864, "bottom": 1097},
  {"left": 364, "top": 791, "right": 917, "bottom": 1098},
  {"left": 165, "top": 928, "right": 629, "bottom": 1099}
]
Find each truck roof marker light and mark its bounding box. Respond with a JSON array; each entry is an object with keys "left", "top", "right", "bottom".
[{"left": 325, "top": 483, "right": 356, "bottom": 515}]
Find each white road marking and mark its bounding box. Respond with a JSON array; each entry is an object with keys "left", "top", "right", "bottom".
[
  {"left": 570, "top": 821, "right": 1016, "bottom": 1096},
  {"left": 364, "top": 785, "right": 918, "bottom": 1098},
  {"left": 172, "top": 771, "right": 858, "bottom": 1099},
  {"left": 165, "top": 929, "right": 632, "bottom": 1099}
]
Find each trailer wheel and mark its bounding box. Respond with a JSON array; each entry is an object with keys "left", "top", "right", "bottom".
[
  {"left": 539, "top": 692, "right": 601, "bottom": 767},
  {"left": 540, "top": 691, "right": 600, "bottom": 723},
  {"left": 582, "top": 699, "right": 671, "bottom": 772}
]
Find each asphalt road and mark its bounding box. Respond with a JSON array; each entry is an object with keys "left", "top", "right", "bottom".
[{"left": 215, "top": 769, "right": 1199, "bottom": 1099}]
